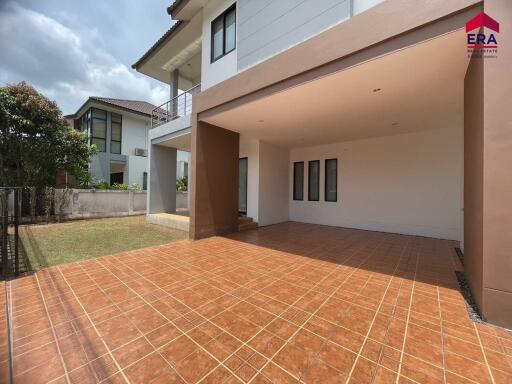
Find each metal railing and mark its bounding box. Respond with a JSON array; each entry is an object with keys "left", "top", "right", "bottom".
[{"left": 151, "top": 83, "right": 201, "bottom": 128}]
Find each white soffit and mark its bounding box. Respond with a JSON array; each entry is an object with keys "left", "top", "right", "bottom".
[{"left": 204, "top": 30, "right": 470, "bottom": 148}]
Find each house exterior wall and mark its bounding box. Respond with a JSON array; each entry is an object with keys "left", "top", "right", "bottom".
[
  {"left": 480, "top": 0, "right": 512, "bottom": 328},
  {"left": 190, "top": 120, "right": 239, "bottom": 239},
  {"left": 290, "top": 127, "right": 463, "bottom": 240},
  {"left": 258, "top": 141, "right": 290, "bottom": 227},
  {"left": 464, "top": 56, "right": 484, "bottom": 311},
  {"left": 81, "top": 108, "right": 149, "bottom": 186},
  {"left": 239, "top": 136, "right": 259, "bottom": 222},
  {"left": 237, "top": 0, "right": 350, "bottom": 71},
  {"left": 201, "top": 0, "right": 238, "bottom": 90}
]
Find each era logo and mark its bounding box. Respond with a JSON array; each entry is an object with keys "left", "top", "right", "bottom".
[{"left": 466, "top": 12, "right": 499, "bottom": 48}]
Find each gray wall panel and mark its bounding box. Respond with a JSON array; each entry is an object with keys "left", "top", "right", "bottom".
[{"left": 237, "top": 0, "right": 351, "bottom": 70}]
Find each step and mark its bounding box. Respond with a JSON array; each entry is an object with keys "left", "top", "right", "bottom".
[
  {"left": 238, "top": 216, "right": 254, "bottom": 224},
  {"left": 238, "top": 221, "right": 258, "bottom": 231}
]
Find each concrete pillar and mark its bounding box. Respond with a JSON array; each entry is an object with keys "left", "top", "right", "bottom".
[
  {"left": 190, "top": 117, "right": 239, "bottom": 239},
  {"left": 148, "top": 144, "right": 177, "bottom": 214},
  {"left": 171, "top": 69, "right": 179, "bottom": 116},
  {"left": 464, "top": 0, "right": 512, "bottom": 328}
]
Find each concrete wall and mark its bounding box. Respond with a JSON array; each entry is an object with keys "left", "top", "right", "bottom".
[
  {"left": 290, "top": 127, "right": 463, "bottom": 240},
  {"left": 237, "top": 0, "right": 350, "bottom": 71},
  {"left": 479, "top": 0, "right": 512, "bottom": 328},
  {"left": 464, "top": 56, "right": 484, "bottom": 312},
  {"left": 148, "top": 145, "right": 177, "bottom": 214},
  {"left": 239, "top": 136, "right": 259, "bottom": 221},
  {"left": 258, "top": 141, "right": 290, "bottom": 226},
  {"left": 201, "top": 0, "right": 238, "bottom": 90},
  {"left": 191, "top": 120, "right": 239, "bottom": 239},
  {"left": 52, "top": 189, "right": 146, "bottom": 219}
]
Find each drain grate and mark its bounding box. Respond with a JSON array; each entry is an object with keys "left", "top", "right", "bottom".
[
  {"left": 455, "top": 247, "right": 464, "bottom": 266},
  {"left": 454, "top": 270, "right": 483, "bottom": 323}
]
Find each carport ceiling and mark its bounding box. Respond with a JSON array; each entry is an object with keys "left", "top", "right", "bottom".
[{"left": 203, "top": 30, "right": 469, "bottom": 148}]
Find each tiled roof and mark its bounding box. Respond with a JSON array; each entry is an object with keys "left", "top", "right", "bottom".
[
  {"left": 89, "top": 97, "right": 158, "bottom": 116},
  {"left": 167, "top": 0, "right": 185, "bottom": 15},
  {"left": 70, "top": 97, "right": 158, "bottom": 118}
]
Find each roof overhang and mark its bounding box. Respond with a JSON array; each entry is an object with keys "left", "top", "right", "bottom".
[
  {"left": 70, "top": 99, "right": 151, "bottom": 122},
  {"left": 167, "top": 0, "right": 208, "bottom": 20},
  {"left": 132, "top": 13, "right": 202, "bottom": 87}
]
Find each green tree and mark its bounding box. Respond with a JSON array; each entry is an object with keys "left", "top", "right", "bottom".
[{"left": 0, "top": 82, "right": 96, "bottom": 187}]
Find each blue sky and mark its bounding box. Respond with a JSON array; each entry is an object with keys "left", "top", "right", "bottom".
[{"left": 0, "top": 0, "right": 174, "bottom": 114}]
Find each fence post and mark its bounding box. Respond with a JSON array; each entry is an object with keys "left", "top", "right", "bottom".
[
  {"left": 14, "top": 189, "right": 19, "bottom": 276},
  {"left": 1, "top": 190, "right": 8, "bottom": 277}
]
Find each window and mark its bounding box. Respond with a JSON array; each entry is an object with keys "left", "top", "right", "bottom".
[
  {"left": 143, "top": 172, "right": 148, "bottom": 191},
  {"left": 325, "top": 159, "right": 338, "bottom": 202},
  {"left": 91, "top": 108, "right": 107, "bottom": 152},
  {"left": 211, "top": 4, "right": 236, "bottom": 62},
  {"left": 111, "top": 113, "right": 122, "bottom": 154},
  {"left": 293, "top": 162, "right": 304, "bottom": 201},
  {"left": 308, "top": 160, "right": 320, "bottom": 201}
]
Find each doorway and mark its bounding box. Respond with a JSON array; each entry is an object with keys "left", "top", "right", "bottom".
[{"left": 239, "top": 157, "right": 248, "bottom": 215}]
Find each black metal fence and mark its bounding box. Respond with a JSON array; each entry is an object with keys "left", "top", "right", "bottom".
[{"left": 0, "top": 187, "right": 21, "bottom": 277}]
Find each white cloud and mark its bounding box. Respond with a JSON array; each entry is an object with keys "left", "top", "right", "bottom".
[{"left": 0, "top": 2, "right": 168, "bottom": 114}]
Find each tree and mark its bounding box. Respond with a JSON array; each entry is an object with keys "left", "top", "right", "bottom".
[{"left": 0, "top": 82, "right": 96, "bottom": 187}]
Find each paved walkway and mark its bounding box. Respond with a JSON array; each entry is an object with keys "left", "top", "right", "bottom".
[{"left": 3, "top": 222, "right": 512, "bottom": 383}]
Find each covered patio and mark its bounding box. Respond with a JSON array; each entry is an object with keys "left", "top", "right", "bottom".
[{"left": 4, "top": 223, "right": 511, "bottom": 383}]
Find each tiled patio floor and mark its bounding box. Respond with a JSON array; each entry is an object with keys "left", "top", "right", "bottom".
[{"left": 3, "top": 222, "right": 512, "bottom": 384}]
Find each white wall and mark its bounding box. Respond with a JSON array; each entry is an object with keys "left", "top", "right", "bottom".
[
  {"left": 239, "top": 136, "right": 259, "bottom": 221},
  {"left": 201, "top": 0, "right": 238, "bottom": 90},
  {"left": 289, "top": 127, "right": 463, "bottom": 240},
  {"left": 122, "top": 114, "right": 149, "bottom": 156},
  {"left": 259, "top": 141, "right": 290, "bottom": 226}
]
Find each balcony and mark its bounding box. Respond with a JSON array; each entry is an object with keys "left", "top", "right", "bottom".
[{"left": 151, "top": 84, "right": 201, "bottom": 128}]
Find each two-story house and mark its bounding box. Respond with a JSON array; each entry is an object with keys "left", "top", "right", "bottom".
[
  {"left": 133, "top": 0, "right": 512, "bottom": 327},
  {"left": 68, "top": 97, "right": 156, "bottom": 188}
]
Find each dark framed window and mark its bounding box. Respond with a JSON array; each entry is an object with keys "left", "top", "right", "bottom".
[
  {"left": 325, "top": 159, "right": 338, "bottom": 202},
  {"left": 91, "top": 108, "right": 107, "bottom": 152},
  {"left": 211, "top": 4, "right": 236, "bottom": 62},
  {"left": 111, "top": 113, "right": 122, "bottom": 154},
  {"left": 143, "top": 172, "right": 148, "bottom": 191},
  {"left": 293, "top": 162, "right": 304, "bottom": 201},
  {"left": 308, "top": 160, "right": 320, "bottom": 201}
]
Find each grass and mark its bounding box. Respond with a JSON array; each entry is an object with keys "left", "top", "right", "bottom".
[{"left": 19, "top": 215, "right": 188, "bottom": 269}]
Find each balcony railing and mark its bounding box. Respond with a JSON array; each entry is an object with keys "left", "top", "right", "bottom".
[{"left": 151, "top": 84, "right": 201, "bottom": 128}]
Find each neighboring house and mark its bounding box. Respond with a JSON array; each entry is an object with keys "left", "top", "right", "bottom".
[
  {"left": 67, "top": 97, "right": 155, "bottom": 188},
  {"left": 133, "top": 0, "right": 512, "bottom": 327}
]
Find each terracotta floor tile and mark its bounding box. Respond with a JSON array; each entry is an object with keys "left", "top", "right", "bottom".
[
  {"left": 175, "top": 348, "right": 219, "bottom": 383},
  {"left": 272, "top": 343, "right": 311, "bottom": 377},
  {"left": 160, "top": 335, "right": 198, "bottom": 364},
  {"left": 112, "top": 336, "right": 153, "bottom": 368},
  {"left": 124, "top": 352, "right": 173, "bottom": 384},
  {"left": 4, "top": 223, "right": 508, "bottom": 384},
  {"left": 301, "top": 358, "right": 348, "bottom": 383}
]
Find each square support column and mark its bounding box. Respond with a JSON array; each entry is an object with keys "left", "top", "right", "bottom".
[
  {"left": 190, "top": 117, "right": 239, "bottom": 239},
  {"left": 148, "top": 144, "right": 177, "bottom": 214},
  {"left": 464, "top": 0, "right": 512, "bottom": 328}
]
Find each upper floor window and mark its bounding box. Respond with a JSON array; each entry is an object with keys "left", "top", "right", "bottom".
[
  {"left": 111, "top": 113, "right": 122, "bottom": 154},
  {"left": 91, "top": 108, "right": 107, "bottom": 152},
  {"left": 211, "top": 4, "right": 236, "bottom": 63}
]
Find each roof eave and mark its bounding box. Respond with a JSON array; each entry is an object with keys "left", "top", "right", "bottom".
[{"left": 131, "top": 20, "right": 186, "bottom": 70}]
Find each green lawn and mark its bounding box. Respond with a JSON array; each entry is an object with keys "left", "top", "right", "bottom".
[{"left": 19, "top": 215, "right": 188, "bottom": 269}]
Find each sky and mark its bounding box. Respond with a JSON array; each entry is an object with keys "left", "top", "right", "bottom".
[{"left": 0, "top": 0, "right": 174, "bottom": 115}]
